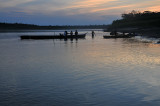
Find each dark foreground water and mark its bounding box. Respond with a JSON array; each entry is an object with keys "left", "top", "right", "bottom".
[{"left": 0, "top": 30, "right": 160, "bottom": 106}]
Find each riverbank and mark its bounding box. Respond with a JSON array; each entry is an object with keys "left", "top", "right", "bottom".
[
  {"left": 0, "top": 22, "right": 108, "bottom": 31},
  {"left": 106, "top": 11, "right": 160, "bottom": 38},
  {"left": 107, "top": 27, "right": 160, "bottom": 38}
]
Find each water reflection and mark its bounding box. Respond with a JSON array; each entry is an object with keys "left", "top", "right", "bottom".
[{"left": 1, "top": 31, "right": 160, "bottom": 105}]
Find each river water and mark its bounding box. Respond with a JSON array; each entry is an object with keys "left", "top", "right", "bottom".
[{"left": 0, "top": 30, "right": 160, "bottom": 106}]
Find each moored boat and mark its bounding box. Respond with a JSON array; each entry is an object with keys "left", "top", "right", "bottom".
[{"left": 20, "top": 33, "right": 86, "bottom": 40}]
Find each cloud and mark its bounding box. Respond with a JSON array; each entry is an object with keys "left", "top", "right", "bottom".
[
  {"left": 90, "top": 5, "right": 132, "bottom": 13},
  {"left": 67, "top": 0, "right": 118, "bottom": 8},
  {"left": 0, "top": 0, "right": 160, "bottom": 25},
  {"left": 1, "top": 0, "right": 160, "bottom": 15},
  {"left": 148, "top": 6, "right": 160, "bottom": 11},
  {"left": 88, "top": 0, "right": 160, "bottom": 15},
  {"left": 53, "top": 0, "right": 160, "bottom": 16},
  {"left": 0, "top": 0, "right": 35, "bottom": 7}
]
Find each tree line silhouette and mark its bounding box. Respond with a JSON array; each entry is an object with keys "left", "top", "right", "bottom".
[
  {"left": 109, "top": 10, "right": 160, "bottom": 28},
  {"left": 0, "top": 22, "right": 108, "bottom": 30}
]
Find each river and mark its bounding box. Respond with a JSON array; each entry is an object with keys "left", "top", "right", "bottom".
[{"left": 0, "top": 30, "right": 160, "bottom": 106}]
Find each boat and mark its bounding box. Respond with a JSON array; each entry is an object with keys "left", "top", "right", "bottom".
[
  {"left": 157, "top": 41, "right": 160, "bottom": 44},
  {"left": 20, "top": 33, "right": 86, "bottom": 40},
  {"left": 103, "top": 35, "right": 131, "bottom": 39}
]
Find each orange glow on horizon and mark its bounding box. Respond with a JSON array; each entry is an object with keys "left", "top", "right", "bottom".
[
  {"left": 61, "top": 0, "right": 160, "bottom": 15},
  {"left": 70, "top": 0, "right": 117, "bottom": 8},
  {"left": 90, "top": 5, "right": 133, "bottom": 13},
  {"left": 0, "top": 0, "right": 160, "bottom": 18},
  {"left": 148, "top": 6, "right": 160, "bottom": 11}
]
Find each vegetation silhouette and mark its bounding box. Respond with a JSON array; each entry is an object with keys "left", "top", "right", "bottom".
[
  {"left": 108, "top": 10, "right": 160, "bottom": 29},
  {"left": 0, "top": 22, "right": 108, "bottom": 30}
]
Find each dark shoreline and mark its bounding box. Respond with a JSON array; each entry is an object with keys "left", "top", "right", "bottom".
[
  {"left": 106, "top": 11, "right": 160, "bottom": 38},
  {"left": 107, "top": 27, "right": 160, "bottom": 38},
  {"left": 0, "top": 29, "right": 64, "bottom": 33},
  {"left": 0, "top": 22, "right": 108, "bottom": 31}
]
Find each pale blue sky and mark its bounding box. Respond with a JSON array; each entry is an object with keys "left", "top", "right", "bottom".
[{"left": 0, "top": 0, "right": 160, "bottom": 25}]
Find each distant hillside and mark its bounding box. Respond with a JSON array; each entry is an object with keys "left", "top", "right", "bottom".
[
  {"left": 0, "top": 22, "right": 108, "bottom": 30},
  {"left": 108, "top": 10, "right": 160, "bottom": 29}
]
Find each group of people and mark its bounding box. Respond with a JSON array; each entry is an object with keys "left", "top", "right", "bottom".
[
  {"left": 64, "top": 30, "right": 78, "bottom": 36},
  {"left": 60, "top": 30, "right": 95, "bottom": 37}
]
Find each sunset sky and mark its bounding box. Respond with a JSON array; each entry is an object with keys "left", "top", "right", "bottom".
[{"left": 0, "top": 0, "right": 160, "bottom": 25}]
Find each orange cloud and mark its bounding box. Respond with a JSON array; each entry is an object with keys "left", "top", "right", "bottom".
[
  {"left": 89, "top": 0, "right": 160, "bottom": 15},
  {"left": 62, "top": 0, "right": 160, "bottom": 15},
  {"left": 67, "top": 0, "right": 118, "bottom": 8},
  {"left": 90, "top": 5, "right": 133, "bottom": 13},
  {"left": 2, "top": 0, "right": 160, "bottom": 17},
  {"left": 148, "top": 6, "right": 160, "bottom": 11}
]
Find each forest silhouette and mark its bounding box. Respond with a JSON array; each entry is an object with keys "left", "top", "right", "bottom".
[
  {"left": 0, "top": 23, "right": 108, "bottom": 30},
  {"left": 109, "top": 10, "right": 160, "bottom": 28}
]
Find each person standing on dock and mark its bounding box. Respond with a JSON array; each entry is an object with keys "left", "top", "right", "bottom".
[{"left": 75, "top": 30, "right": 78, "bottom": 36}]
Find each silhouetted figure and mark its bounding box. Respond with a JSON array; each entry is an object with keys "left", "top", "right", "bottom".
[
  {"left": 64, "top": 31, "right": 66, "bottom": 36},
  {"left": 75, "top": 30, "right": 78, "bottom": 36},
  {"left": 123, "top": 32, "right": 125, "bottom": 35},
  {"left": 92, "top": 31, "right": 95, "bottom": 37},
  {"left": 70, "top": 31, "right": 73, "bottom": 36},
  {"left": 64, "top": 31, "right": 68, "bottom": 36},
  {"left": 114, "top": 30, "right": 117, "bottom": 36},
  {"left": 110, "top": 31, "right": 117, "bottom": 35}
]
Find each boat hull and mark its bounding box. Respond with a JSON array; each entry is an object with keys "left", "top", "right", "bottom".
[{"left": 20, "top": 34, "right": 86, "bottom": 40}]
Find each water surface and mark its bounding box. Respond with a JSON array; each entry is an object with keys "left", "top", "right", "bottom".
[{"left": 0, "top": 30, "right": 160, "bottom": 106}]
